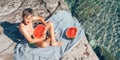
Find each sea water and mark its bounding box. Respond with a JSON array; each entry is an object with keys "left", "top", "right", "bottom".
[{"left": 65, "top": 0, "right": 120, "bottom": 60}]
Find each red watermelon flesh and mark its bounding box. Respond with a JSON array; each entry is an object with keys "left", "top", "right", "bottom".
[
  {"left": 66, "top": 27, "right": 77, "bottom": 38},
  {"left": 33, "top": 25, "right": 46, "bottom": 39}
]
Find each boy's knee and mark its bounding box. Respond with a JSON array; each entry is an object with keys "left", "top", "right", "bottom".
[
  {"left": 41, "top": 42, "right": 48, "bottom": 48},
  {"left": 47, "top": 21, "right": 53, "bottom": 25}
]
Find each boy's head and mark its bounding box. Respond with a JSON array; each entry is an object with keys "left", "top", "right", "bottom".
[{"left": 22, "top": 8, "right": 34, "bottom": 24}]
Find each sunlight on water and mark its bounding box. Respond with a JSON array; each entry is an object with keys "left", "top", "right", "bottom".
[{"left": 65, "top": 0, "right": 120, "bottom": 60}]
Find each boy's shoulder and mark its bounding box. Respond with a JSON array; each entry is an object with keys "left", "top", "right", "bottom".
[
  {"left": 19, "top": 23, "right": 25, "bottom": 29},
  {"left": 19, "top": 23, "right": 24, "bottom": 26}
]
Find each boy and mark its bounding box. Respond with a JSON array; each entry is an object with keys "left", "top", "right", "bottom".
[{"left": 19, "top": 8, "right": 63, "bottom": 48}]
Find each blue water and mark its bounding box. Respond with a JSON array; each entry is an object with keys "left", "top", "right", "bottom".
[{"left": 65, "top": 0, "right": 120, "bottom": 60}]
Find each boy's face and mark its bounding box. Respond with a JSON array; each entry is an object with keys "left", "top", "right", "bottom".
[{"left": 23, "top": 15, "right": 33, "bottom": 25}]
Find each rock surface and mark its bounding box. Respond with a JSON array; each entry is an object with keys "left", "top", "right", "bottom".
[
  {"left": 61, "top": 35, "right": 99, "bottom": 60},
  {"left": 0, "top": 0, "right": 98, "bottom": 60}
]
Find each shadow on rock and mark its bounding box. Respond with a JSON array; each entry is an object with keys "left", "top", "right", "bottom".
[{"left": 0, "top": 21, "right": 26, "bottom": 44}]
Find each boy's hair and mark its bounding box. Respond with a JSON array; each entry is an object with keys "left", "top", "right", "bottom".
[{"left": 22, "top": 8, "right": 34, "bottom": 18}]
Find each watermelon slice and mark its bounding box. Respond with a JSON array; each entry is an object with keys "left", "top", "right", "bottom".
[
  {"left": 33, "top": 24, "right": 46, "bottom": 39},
  {"left": 66, "top": 27, "right": 77, "bottom": 39}
]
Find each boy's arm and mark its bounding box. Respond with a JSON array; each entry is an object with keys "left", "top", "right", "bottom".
[
  {"left": 19, "top": 24, "right": 45, "bottom": 44},
  {"left": 33, "top": 16, "right": 47, "bottom": 26}
]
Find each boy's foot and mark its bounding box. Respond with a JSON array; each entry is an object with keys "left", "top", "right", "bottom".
[
  {"left": 51, "top": 42, "right": 63, "bottom": 46},
  {"left": 54, "top": 34, "right": 58, "bottom": 36}
]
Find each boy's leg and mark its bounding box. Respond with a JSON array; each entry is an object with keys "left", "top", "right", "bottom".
[
  {"left": 45, "top": 21, "right": 63, "bottom": 46},
  {"left": 44, "top": 37, "right": 51, "bottom": 45},
  {"left": 35, "top": 38, "right": 50, "bottom": 48}
]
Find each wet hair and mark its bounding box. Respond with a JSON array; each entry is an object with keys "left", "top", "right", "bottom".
[{"left": 22, "top": 8, "right": 34, "bottom": 18}]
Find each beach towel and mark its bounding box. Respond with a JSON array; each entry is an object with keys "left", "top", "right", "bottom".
[{"left": 14, "top": 10, "right": 85, "bottom": 60}]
